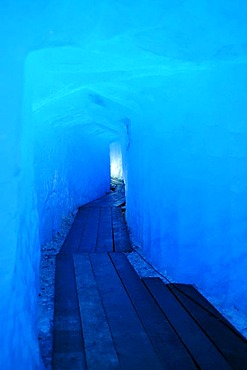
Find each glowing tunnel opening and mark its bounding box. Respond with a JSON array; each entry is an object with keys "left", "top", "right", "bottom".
[{"left": 110, "top": 142, "right": 123, "bottom": 180}]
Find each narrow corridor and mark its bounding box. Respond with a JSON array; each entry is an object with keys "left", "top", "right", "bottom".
[{"left": 52, "top": 181, "right": 247, "bottom": 370}]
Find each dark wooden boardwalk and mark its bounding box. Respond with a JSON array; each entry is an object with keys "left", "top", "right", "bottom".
[{"left": 53, "top": 180, "right": 247, "bottom": 370}]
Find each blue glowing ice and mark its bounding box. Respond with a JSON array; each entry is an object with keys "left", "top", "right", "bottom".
[{"left": 1, "top": 0, "right": 247, "bottom": 368}]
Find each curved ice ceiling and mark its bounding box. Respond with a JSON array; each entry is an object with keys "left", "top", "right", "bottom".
[{"left": 27, "top": 0, "right": 247, "bottom": 142}]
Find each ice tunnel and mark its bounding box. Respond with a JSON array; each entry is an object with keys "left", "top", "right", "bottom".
[{"left": 1, "top": 0, "right": 247, "bottom": 368}]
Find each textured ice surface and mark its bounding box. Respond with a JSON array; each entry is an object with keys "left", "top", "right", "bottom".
[
  {"left": 126, "top": 61, "right": 247, "bottom": 317},
  {"left": 1, "top": 0, "right": 247, "bottom": 368}
]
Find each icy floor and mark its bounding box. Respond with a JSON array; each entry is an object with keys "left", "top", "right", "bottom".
[{"left": 38, "top": 211, "right": 247, "bottom": 369}]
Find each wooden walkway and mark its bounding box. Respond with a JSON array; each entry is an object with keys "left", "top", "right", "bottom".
[{"left": 53, "top": 180, "right": 247, "bottom": 370}]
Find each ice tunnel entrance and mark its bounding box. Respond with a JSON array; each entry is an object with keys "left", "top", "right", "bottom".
[{"left": 110, "top": 142, "right": 123, "bottom": 180}]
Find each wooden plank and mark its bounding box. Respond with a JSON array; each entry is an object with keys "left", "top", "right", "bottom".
[
  {"left": 82, "top": 195, "right": 109, "bottom": 208},
  {"left": 83, "top": 191, "right": 125, "bottom": 208},
  {"left": 96, "top": 207, "right": 113, "bottom": 252},
  {"left": 143, "top": 278, "right": 233, "bottom": 370},
  {"left": 99, "top": 195, "right": 124, "bottom": 208},
  {"left": 89, "top": 253, "right": 164, "bottom": 370},
  {"left": 168, "top": 284, "right": 247, "bottom": 370},
  {"left": 60, "top": 208, "right": 89, "bottom": 254},
  {"left": 169, "top": 284, "right": 243, "bottom": 335},
  {"left": 78, "top": 207, "right": 100, "bottom": 252},
  {"left": 112, "top": 207, "right": 131, "bottom": 252},
  {"left": 53, "top": 254, "right": 86, "bottom": 370},
  {"left": 73, "top": 254, "right": 120, "bottom": 369},
  {"left": 113, "top": 198, "right": 125, "bottom": 207},
  {"left": 87, "top": 193, "right": 117, "bottom": 207},
  {"left": 109, "top": 253, "right": 197, "bottom": 369}
]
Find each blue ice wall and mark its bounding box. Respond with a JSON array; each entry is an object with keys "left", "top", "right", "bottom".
[
  {"left": 126, "top": 61, "right": 247, "bottom": 317},
  {"left": 34, "top": 122, "right": 110, "bottom": 244},
  {"left": 122, "top": 3, "right": 247, "bottom": 332},
  {"left": 1, "top": 0, "right": 247, "bottom": 368},
  {"left": 0, "top": 3, "right": 43, "bottom": 369}
]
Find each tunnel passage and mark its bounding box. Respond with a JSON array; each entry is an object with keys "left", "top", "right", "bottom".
[
  {"left": 51, "top": 180, "right": 247, "bottom": 370},
  {"left": 1, "top": 1, "right": 247, "bottom": 368},
  {"left": 27, "top": 45, "right": 132, "bottom": 245}
]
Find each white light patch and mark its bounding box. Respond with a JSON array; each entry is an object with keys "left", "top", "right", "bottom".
[{"left": 110, "top": 142, "right": 123, "bottom": 179}]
